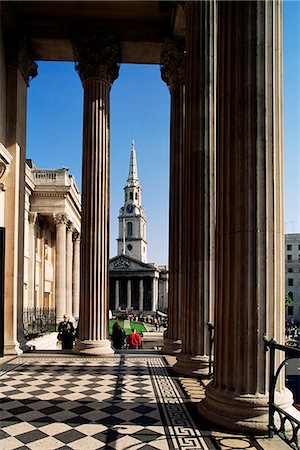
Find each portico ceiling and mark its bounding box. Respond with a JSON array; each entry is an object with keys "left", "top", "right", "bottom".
[{"left": 2, "top": 1, "right": 185, "bottom": 64}]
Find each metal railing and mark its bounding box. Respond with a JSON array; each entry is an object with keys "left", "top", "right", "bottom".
[
  {"left": 23, "top": 307, "right": 56, "bottom": 339},
  {"left": 264, "top": 335, "right": 300, "bottom": 449},
  {"left": 208, "top": 322, "right": 215, "bottom": 377}
]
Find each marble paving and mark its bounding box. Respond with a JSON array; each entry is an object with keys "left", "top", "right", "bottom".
[{"left": 0, "top": 354, "right": 216, "bottom": 450}]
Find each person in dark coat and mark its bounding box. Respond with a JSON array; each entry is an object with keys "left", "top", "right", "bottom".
[
  {"left": 112, "top": 322, "right": 125, "bottom": 349},
  {"left": 58, "top": 314, "right": 75, "bottom": 350}
]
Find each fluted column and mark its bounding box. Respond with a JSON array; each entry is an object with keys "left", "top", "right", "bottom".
[
  {"left": 115, "top": 280, "right": 119, "bottom": 311},
  {"left": 54, "top": 213, "right": 68, "bottom": 323},
  {"left": 127, "top": 279, "right": 131, "bottom": 310},
  {"left": 72, "top": 35, "right": 119, "bottom": 354},
  {"left": 151, "top": 277, "right": 158, "bottom": 312},
  {"left": 198, "top": 1, "right": 295, "bottom": 433},
  {"left": 160, "top": 38, "right": 185, "bottom": 354},
  {"left": 72, "top": 231, "right": 80, "bottom": 321},
  {"left": 66, "top": 221, "right": 74, "bottom": 321},
  {"left": 173, "top": 0, "right": 216, "bottom": 376},
  {"left": 139, "top": 278, "right": 143, "bottom": 312},
  {"left": 4, "top": 32, "right": 37, "bottom": 354},
  {"left": 28, "top": 212, "right": 37, "bottom": 308}
]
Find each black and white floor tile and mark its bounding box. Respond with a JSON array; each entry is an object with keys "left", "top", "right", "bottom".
[{"left": 0, "top": 355, "right": 217, "bottom": 450}]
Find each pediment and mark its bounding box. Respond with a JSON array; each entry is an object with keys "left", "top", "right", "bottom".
[{"left": 109, "top": 255, "right": 155, "bottom": 272}]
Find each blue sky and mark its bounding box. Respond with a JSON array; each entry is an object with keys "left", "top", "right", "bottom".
[{"left": 26, "top": 1, "right": 300, "bottom": 265}]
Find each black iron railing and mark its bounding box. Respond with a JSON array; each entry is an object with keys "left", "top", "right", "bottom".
[
  {"left": 264, "top": 335, "right": 300, "bottom": 450},
  {"left": 208, "top": 322, "right": 215, "bottom": 377},
  {"left": 23, "top": 307, "right": 56, "bottom": 339}
]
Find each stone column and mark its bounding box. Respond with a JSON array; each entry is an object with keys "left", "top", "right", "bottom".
[
  {"left": 173, "top": 0, "right": 216, "bottom": 376},
  {"left": 28, "top": 212, "right": 37, "bottom": 309},
  {"left": 72, "top": 35, "right": 119, "bottom": 354},
  {"left": 115, "top": 280, "right": 119, "bottom": 311},
  {"left": 139, "top": 278, "right": 143, "bottom": 312},
  {"left": 54, "top": 213, "right": 68, "bottom": 323},
  {"left": 72, "top": 231, "right": 80, "bottom": 321},
  {"left": 151, "top": 277, "right": 158, "bottom": 312},
  {"left": 4, "top": 32, "right": 37, "bottom": 354},
  {"left": 198, "top": 1, "right": 294, "bottom": 433},
  {"left": 66, "top": 221, "right": 74, "bottom": 320},
  {"left": 127, "top": 279, "right": 131, "bottom": 310},
  {"left": 160, "top": 38, "right": 185, "bottom": 354}
]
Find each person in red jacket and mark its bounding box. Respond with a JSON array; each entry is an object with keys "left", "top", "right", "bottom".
[{"left": 127, "top": 328, "right": 142, "bottom": 349}]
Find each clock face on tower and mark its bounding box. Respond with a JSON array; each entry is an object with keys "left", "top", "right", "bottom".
[{"left": 126, "top": 204, "right": 134, "bottom": 213}]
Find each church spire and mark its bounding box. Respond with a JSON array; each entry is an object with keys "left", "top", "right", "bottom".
[{"left": 127, "top": 138, "right": 139, "bottom": 186}]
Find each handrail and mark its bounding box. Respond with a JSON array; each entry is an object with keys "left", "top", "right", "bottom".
[
  {"left": 263, "top": 335, "right": 300, "bottom": 449},
  {"left": 208, "top": 322, "right": 215, "bottom": 377}
]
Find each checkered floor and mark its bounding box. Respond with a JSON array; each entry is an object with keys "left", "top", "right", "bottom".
[{"left": 0, "top": 354, "right": 217, "bottom": 450}]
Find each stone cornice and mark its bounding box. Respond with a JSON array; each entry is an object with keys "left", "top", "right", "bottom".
[
  {"left": 72, "top": 35, "right": 120, "bottom": 86},
  {"left": 160, "top": 38, "right": 185, "bottom": 92}
]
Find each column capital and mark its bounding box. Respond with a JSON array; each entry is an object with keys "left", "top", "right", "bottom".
[
  {"left": 161, "top": 38, "right": 185, "bottom": 92},
  {"left": 54, "top": 212, "right": 69, "bottom": 225},
  {"left": 72, "top": 230, "right": 81, "bottom": 242},
  {"left": 28, "top": 211, "right": 38, "bottom": 225},
  {"left": 72, "top": 35, "right": 120, "bottom": 86},
  {"left": 67, "top": 220, "right": 75, "bottom": 233},
  {"left": 6, "top": 31, "right": 38, "bottom": 86}
]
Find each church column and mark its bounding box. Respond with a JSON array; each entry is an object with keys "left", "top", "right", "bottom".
[
  {"left": 72, "top": 231, "right": 80, "bottom": 321},
  {"left": 54, "top": 213, "right": 67, "bottom": 323},
  {"left": 151, "top": 276, "right": 158, "bottom": 312},
  {"left": 115, "top": 280, "right": 119, "bottom": 311},
  {"left": 4, "top": 32, "right": 37, "bottom": 354},
  {"left": 173, "top": 0, "right": 216, "bottom": 376},
  {"left": 127, "top": 279, "right": 131, "bottom": 310},
  {"left": 139, "top": 278, "right": 143, "bottom": 312},
  {"left": 160, "top": 38, "right": 185, "bottom": 354},
  {"left": 66, "top": 221, "right": 74, "bottom": 320},
  {"left": 72, "top": 36, "right": 119, "bottom": 354},
  {"left": 198, "top": 1, "right": 294, "bottom": 433}
]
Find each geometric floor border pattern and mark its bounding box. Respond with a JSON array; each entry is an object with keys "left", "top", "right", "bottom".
[{"left": 0, "top": 355, "right": 217, "bottom": 450}]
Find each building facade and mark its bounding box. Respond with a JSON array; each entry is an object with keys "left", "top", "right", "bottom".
[
  {"left": 109, "top": 141, "right": 168, "bottom": 313},
  {"left": 24, "top": 160, "right": 81, "bottom": 324},
  {"left": 285, "top": 234, "right": 300, "bottom": 324}
]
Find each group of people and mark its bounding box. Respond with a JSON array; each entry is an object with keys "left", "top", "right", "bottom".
[
  {"left": 57, "top": 316, "right": 143, "bottom": 351},
  {"left": 111, "top": 322, "right": 142, "bottom": 349}
]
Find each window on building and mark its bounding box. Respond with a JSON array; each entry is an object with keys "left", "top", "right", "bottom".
[
  {"left": 135, "top": 192, "right": 138, "bottom": 200},
  {"left": 127, "top": 222, "right": 133, "bottom": 237},
  {"left": 298, "top": 254, "right": 300, "bottom": 261},
  {"left": 288, "top": 306, "right": 293, "bottom": 316},
  {"left": 127, "top": 244, "right": 132, "bottom": 251},
  {"left": 288, "top": 268, "right": 293, "bottom": 273},
  {"left": 130, "top": 192, "right": 133, "bottom": 200},
  {"left": 287, "top": 244, "right": 292, "bottom": 251},
  {"left": 287, "top": 255, "right": 292, "bottom": 261},
  {"left": 288, "top": 278, "right": 294, "bottom": 286},
  {"left": 298, "top": 245, "right": 300, "bottom": 251},
  {"left": 288, "top": 291, "right": 293, "bottom": 301},
  {"left": 125, "top": 193, "right": 127, "bottom": 201}
]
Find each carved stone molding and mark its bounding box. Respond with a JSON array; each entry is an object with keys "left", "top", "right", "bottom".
[
  {"left": 0, "top": 162, "right": 6, "bottom": 182},
  {"left": 67, "top": 220, "right": 75, "bottom": 233},
  {"left": 160, "top": 38, "right": 185, "bottom": 92},
  {"left": 114, "top": 257, "right": 131, "bottom": 270},
  {"left": 6, "top": 31, "right": 38, "bottom": 86},
  {"left": 72, "top": 35, "right": 120, "bottom": 85},
  {"left": 54, "top": 212, "right": 69, "bottom": 225}
]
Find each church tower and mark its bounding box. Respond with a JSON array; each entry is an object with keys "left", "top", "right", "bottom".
[{"left": 117, "top": 139, "right": 147, "bottom": 262}]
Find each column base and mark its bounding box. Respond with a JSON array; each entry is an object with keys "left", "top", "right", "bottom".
[
  {"left": 161, "top": 338, "right": 182, "bottom": 355},
  {"left": 73, "top": 339, "right": 115, "bottom": 355},
  {"left": 173, "top": 353, "right": 210, "bottom": 377},
  {"left": 4, "top": 340, "right": 23, "bottom": 356},
  {"left": 198, "top": 384, "right": 295, "bottom": 434}
]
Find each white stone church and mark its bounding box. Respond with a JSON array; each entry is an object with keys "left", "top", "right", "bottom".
[{"left": 109, "top": 140, "right": 168, "bottom": 313}]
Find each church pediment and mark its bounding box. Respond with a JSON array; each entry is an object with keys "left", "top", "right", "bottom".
[{"left": 109, "top": 255, "right": 156, "bottom": 272}]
